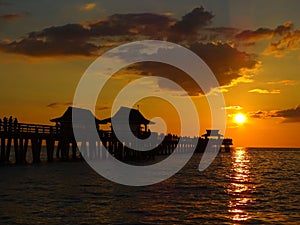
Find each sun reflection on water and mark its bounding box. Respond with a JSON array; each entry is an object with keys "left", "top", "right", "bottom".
[{"left": 226, "top": 147, "right": 256, "bottom": 223}]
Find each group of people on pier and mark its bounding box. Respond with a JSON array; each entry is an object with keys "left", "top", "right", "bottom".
[{"left": 0, "top": 116, "right": 18, "bottom": 132}]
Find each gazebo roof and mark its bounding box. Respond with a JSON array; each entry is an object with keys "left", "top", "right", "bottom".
[
  {"left": 201, "top": 129, "right": 223, "bottom": 137},
  {"left": 50, "top": 106, "right": 102, "bottom": 124},
  {"left": 99, "top": 106, "right": 154, "bottom": 125}
]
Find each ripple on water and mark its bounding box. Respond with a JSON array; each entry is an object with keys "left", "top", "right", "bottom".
[{"left": 0, "top": 149, "right": 299, "bottom": 224}]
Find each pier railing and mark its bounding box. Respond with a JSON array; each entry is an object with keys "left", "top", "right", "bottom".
[{"left": 0, "top": 123, "right": 59, "bottom": 135}]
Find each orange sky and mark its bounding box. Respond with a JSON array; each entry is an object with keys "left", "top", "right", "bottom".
[{"left": 0, "top": 1, "right": 299, "bottom": 147}]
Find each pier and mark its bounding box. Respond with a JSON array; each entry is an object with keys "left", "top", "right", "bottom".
[{"left": 0, "top": 107, "right": 232, "bottom": 164}]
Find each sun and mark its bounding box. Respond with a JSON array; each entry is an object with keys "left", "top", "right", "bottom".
[{"left": 234, "top": 113, "right": 247, "bottom": 125}]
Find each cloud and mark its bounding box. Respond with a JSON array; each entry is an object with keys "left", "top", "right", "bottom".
[
  {"left": 248, "top": 110, "right": 272, "bottom": 119},
  {"left": 166, "top": 7, "right": 214, "bottom": 42},
  {"left": 122, "top": 42, "right": 259, "bottom": 96},
  {"left": 0, "top": 12, "right": 174, "bottom": 56},
  {"left": 273, "top": 105, "right": 300, "bottom": 123},
  {"left": 172, "top": 6, "right": 213, "bottom": 33},
  {"left": 249, "top": 105, "right": 300, "bottom": 123},
  {"left": 0, "top": 12, "right": 29, "bottom": 22},
  {"left": 248, "top": 88, "right": 280, "bottom": 94},
  {"left": 97, "top": 106, "right": 110, "bottom": 111},
  {"left": 87, "top": 13, "right": 174, "bottom": 37},
  {"left": 47, "top": 102, "right": 73, "bottom": 108},
  {"left": 189, "top": 42, "right": 258, "bottom": 88},
  {"left": 235, "top": 22, "right": 300, "bottom": 57},
  {"left": 236, "top": 21, "right": 300, "bottom": 57},
  {"left": 263, "top": 29, "right": 300, "bottom": 57},
  {"left": 236, "top": 28, "right": 274, "bottom": 41},
  {"left": 80, "top": 3, "right": 96, "bottom": 11},
  {"left": 0, "top": 7, "right": 243, "bottom": 59},
  {"left": 224, "top": 106, "right": 243, "bottom": 110},
  {"left": 0, "top": 23, "right": 99, "bottom": 56},
  {"left": 235, "top": 22, "right": 293, "bottom": 41},
  {"left": 267, "top": 80, "right": 297, "bottom": 86},
  {"left": 0, "top": 6, "right": 260, "bottom": 94}
]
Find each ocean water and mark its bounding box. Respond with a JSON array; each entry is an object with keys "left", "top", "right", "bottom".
[{"left": 0, "top": 148, "right": 299, "bottom": 224}]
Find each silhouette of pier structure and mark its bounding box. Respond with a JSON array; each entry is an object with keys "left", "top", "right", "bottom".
[
  {"left": 0, "top": 119, "right": 59, "bottom": 164},
  {"left": 0, "top": 107, "right": 232, "bottom": 164}
]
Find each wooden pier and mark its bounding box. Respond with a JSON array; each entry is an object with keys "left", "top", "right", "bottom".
[
  {"left": 0, "top": 107, "right": 233, "bottom": 165},
  {"left": 0, "top": 122, "right": 59, "bottom": 163}
]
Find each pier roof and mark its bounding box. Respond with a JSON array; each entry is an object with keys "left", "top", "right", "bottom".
[
  {"left": 99, "top": 106, "right": 154, "bottom": 125},
  {"left": 201, "top": 129, "right": 223, "bottom": 137},
  {"left": 50, "top": 106, "right": 102, "bottom": 124}
]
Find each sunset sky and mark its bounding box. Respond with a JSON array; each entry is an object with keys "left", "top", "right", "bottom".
[{"left": 0, "top": 0, "right": 299, "bottom": 147}]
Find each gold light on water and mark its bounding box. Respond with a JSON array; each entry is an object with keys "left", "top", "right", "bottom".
[{"left": 226, "top": 147, "right": 255, "bottom": 222}]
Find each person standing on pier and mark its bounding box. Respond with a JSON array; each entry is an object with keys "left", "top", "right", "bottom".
[
  {"left": 13, "top": 118, "right": 18, "bottom": 132},
  {"left": 8, "top": 116, "right": 13, "bottom": 132},
  {"left": 3, "top": 117, "right": 7, "bottom": 132}
]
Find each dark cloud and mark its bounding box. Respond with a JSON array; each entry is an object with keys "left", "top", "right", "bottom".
[
  {"left": 249, "top": 105, "right": 300, "bottom": 123},
  {"left": 0, "top": 7, "right": 229, "bottom": 59},
  {"left": 47, "top": 102, "right": 73, "bottom": 108},
  {"left": 273, "top": 105, "right": 300, "bottom": 123},
  {"left": 189, "top": 42, "right": 257, "bottom": 87},
  {"left": 172, "top": 7, "right": 213, "bottom": 33},
  {"left": 0, "top": 6, "right": 265, "bottom": 96},
  {"left": 235, "top": 22, "right": 293, "bottom": 41},
  {"left": 1, "top": 8, "right": 296, "bottom": 60},
  {"left": 248, "top": 110, "right": 269, "bottom": 119},
  {"left": 0, "top": 12, "right": 29, "bottom": 21},
  {"left": 30, "top": 23, "right": 89, "bottom": 41},
  {"left": 0, "top": 12, "right": 174, "bottom": 56},
  {"left": 235, "top": 22, "right": 300, "bottom": 57},
  {"left": 263, "top": 29, "right": 300, "bottom": 57},
  {"left": 88, "top": 13, "right": 174, "bottom": 37},
  {"left": 124, "top": 42, "right": 259, "bottom": 96},
  {"left": 168, "top": 7, "right": 214, "bottom": 42},
  {"left": 0, "top": 6, "right": 262, "bottom": 95},
  {"left": 0, "top": 23, "right": 99, "bottom": 56},
  {"left": 0, "top": 7, "right": 215, "bottom": 57},
  {"left": 0, "top": 37, "right": 98, "bottom": 57},
  {"left": 236, "top": 28, "right": 273, "bottom": 41}
]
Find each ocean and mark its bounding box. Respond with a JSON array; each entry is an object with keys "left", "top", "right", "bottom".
[{"left": 0, "top": 148, "right": 299, "bottom": 224}]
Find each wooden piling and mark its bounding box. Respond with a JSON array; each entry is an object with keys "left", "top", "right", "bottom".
[
  {"left": 5, "top": 137, "right": 12, "bottom": 162},
  {"left": 14, "top": 137, "right": 20, "bottom": 164},
  {"left": 19, "top": 138, "right": 24, "bottom": 163},
  {"left": 71, "top": 141, "right": 77, "bottom": 160},
  {"left": 22, "top": 138, "right": 28, "bottom": 163},
  {"left": 0, "top": 137, "right": 5, "bottom": 162}
]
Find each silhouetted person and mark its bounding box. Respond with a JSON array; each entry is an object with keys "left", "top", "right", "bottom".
[
  {"left": 3, "top": 117, "right": 7, "bottom": 132},
  {"left": 13, "top": 118, "right": 18, "bottom": 132},
  {"left": 8, "top": 116, "right": 13, "bottom": 132},
  {"left": 0, "top": 118, "right": 2, "bottom": 131}
]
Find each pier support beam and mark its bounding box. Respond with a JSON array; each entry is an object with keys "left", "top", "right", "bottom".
[
  {"left": 5, "top": 137, "right": 12, "bottom": 162},
  {"left": 0, "top": 137, "right": 5, "bottom": 162},
  {"left": 22, "top": 138, "right": 28, "bottom": 163},
  {"left": 71, "top": 141, "right": 77, "bottom": 160},
  {"left": 46, "top": 138, "right": 55, "bottom": 162},
  {"left": 14, "top": 137, "right": 20, "bottom": 164}
]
